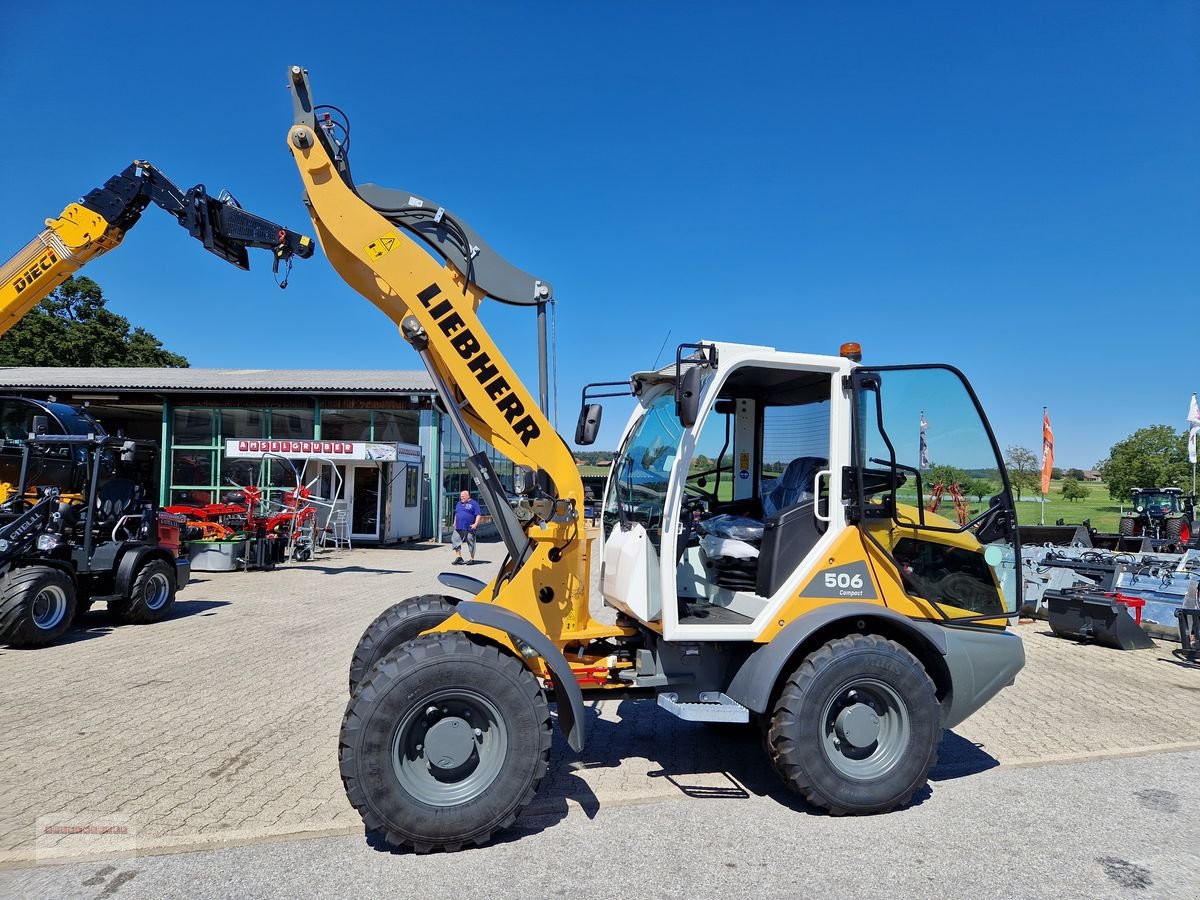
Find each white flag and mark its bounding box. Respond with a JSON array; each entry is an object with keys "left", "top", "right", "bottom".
[
  {"left": 919, "top": 413, "right": 929, "bottom": 469},
  {"left": 1189, "top": 393, "right": 1200, "bottom": 465}
]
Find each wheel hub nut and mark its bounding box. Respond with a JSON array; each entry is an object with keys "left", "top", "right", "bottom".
[{"left": 835, "top": 703, "right": 881, "bottom": 749}]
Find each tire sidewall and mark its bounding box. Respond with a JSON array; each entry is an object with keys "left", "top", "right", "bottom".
[
  {"left": 344, "top": 637, "right": 546, "bottom": 847},
  {"left": 3, "top": 566, "right": 77, "bottom": 646},
  {"left": 777, "top": 640, "right": 940, "bottom": 812},
  {"left": 349, "top": 597, "right": 455, "bottom": 694},
  {"left": 127, "top": 559, "right": 177, "bottom": 623}
]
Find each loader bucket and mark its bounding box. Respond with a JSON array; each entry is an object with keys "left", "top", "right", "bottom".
[
  {"left": 1087, "top": 532, "right": 1153, "bottom": 552},
  {"left": 1018, "top": 525, "right": 1091, "bottom": 547},
  {"left": 1046, "top": 590, "right": 1157, "bottom": 650}
]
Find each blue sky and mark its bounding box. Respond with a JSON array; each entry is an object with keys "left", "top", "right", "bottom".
[{"left": 1, "top": 2, "right": 1196, "bottom": 468}]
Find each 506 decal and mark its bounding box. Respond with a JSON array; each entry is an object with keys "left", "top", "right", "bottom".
[
  {"left": 800, "top": 560, "right": 878, "bottom": 600},
  {"left": 824, "top": 572, "right": 864, "bottom": 590}
]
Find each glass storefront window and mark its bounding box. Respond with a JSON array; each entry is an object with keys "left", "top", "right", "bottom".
[
  {"left": 222, "top": 408, "right": 267, "bottom": 439},
  {"left": 220, "top": 455, "right": 260, "bottom": 490},
  {"left": 171, "top": 488, "right": 212, "bottom": 506},
  {"left": 319, "top": 412, "right": 369, "bottom": 444},
  {"left": 440, "top": 425, "right": 513, "bottom": 531},
  {"left": 172, "top": 450, "right": 213, "bottom": 486},
  {"left": 322, "top": 409, "right": 372, "bottom": 441},
  {"left": 271, "top": 408, "right": 314, "bottom": 440},
  {"left": 374, "top": 410, "right": 419, "bottom": 444},
  {"left": 173, "top": 408, "right": 216, "bottom": 445},
  {"left": 165, "top": 400, "right": 431, "bottom": 537}
]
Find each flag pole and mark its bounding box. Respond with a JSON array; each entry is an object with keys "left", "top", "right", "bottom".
[
  {"left": 1190, "top": 392, "right": 1200, "bottom": 498},
  {"left": 1040, "top": 406, "right": 1047, "bottom": 526}
]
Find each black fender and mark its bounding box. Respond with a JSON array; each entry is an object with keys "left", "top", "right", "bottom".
[
  {"left": 454, "top": 600, "right": 586, "bottom": 752},
  {"left": 115, "top": 545, "right": 178, "bottom": 598},
  {"left": 436, "top": 572, "right": 487, "bottom": 597},
  {"left": 724, "top": 602, "right": 948, "bottom": 714}
]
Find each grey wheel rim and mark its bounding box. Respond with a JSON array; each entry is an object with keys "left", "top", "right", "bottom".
[
  {"left": 143, "top": 572, "right": 171, "bottom": 611},
  {"left": 390, "top": 688, "right": 508, "bottom": 806},
  {"left": 820, "top": 677, "right": 911, "bottom": 780},
  {"left": 32, "top": 584, "right": 68, "bottom": 631}
]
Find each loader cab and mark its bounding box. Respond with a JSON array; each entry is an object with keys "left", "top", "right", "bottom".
[
  {"left": 600, "top": 344, "right": 1021, "bottom": 640},
  {"left": 601, "top": 343, "right": 848, "bottom": 639},
  {"left": 0, "top": 397, "right": 107, "bottom": 495}
]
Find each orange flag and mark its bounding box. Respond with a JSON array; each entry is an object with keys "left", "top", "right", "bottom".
[{"left": 1040, "top": 408, "right": 1054, "bottom": 495}]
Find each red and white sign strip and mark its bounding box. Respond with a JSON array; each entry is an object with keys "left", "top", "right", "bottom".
[{"left": 224, "top": 440, "right": 421, "bottom": 463}]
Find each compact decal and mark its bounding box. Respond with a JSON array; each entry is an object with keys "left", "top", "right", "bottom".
[{"left": 798, "top": 560, "right": 877, "bottom": 600}]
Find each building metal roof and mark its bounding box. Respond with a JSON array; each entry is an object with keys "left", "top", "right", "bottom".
[{"left": 0, "top": 367, "right": 435, "bottom": 394}]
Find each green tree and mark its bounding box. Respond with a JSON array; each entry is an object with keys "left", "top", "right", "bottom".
[
  {"left": 1061, "top": 478, "right": 1089, "bottom": 502},
  {"left": 925, "top": 464, "right": 966, "bottom": 488},
  {"left": 1004, "top": 445, "right": 1039, "bottom": 501},
  {"left": 964, "top": 477, "right": 997, "bottom": 503},
  {"left": 1099, "top": 425, "right": 1190, "bottom": 499},
  {"left": 0, "top": 276, "right": 188, "bottom": 367},
  {"left": 1065, "top": 467, "right": 1086, "bottom": 481}
]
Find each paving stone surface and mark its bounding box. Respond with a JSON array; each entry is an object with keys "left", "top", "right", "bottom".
[{"left": 2, "top": 540, "right": 1197, "bottom": 864}]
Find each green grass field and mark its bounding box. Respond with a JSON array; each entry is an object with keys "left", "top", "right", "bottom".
[
  {"left": 887, "top": 480, "right": 1122, "bottom": 531},
  {"left": 1013, "top": 481, "right": 1122, "bottom": 532}
]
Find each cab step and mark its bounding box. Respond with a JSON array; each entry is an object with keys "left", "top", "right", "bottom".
[{"left": 657, "top": 691, "right": 749, "bottom": 723}]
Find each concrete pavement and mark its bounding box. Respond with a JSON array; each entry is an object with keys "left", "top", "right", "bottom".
[
  {"left": 1, "top": 538, "right": 1198, "bottom": 867},
  {"left": 4, "top": 750, "right": 1197, "bottom": 899}
]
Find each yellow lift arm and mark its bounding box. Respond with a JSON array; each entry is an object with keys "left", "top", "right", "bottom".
[
  {"left": 285, "top": 67, "right": 625, "bottom": 746},
  {"left": 0, "top": 161, "right": 315, "bottom": 337}
]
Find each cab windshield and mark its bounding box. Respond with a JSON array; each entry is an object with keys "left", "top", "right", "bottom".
[
  {"left": 1134, "top": 492, "right": 1179, "bottom": 513},
  {"left": 604, "top": 392, "right": 681, "bottom": 548}
]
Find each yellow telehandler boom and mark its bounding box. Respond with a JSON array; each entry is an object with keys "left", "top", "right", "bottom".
[{"left": 0, "top": 161, "right": 314, "bottom": 337}]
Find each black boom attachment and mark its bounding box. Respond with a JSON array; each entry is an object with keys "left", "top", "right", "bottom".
[{"left": 79, "top": 162, "right": 314, "bottom": 284}]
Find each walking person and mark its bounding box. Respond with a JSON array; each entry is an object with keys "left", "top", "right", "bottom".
[{"left": 451, "top": 489, "right": 482, "bottom": 565}]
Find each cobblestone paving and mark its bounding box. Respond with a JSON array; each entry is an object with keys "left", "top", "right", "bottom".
[{"left": 2, "top": 541, "right": 1197, "bottom": 864}]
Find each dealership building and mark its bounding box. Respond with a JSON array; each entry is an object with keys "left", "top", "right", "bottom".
[{"left": 0, "top": 368, "right": 516, "bottom": 544}]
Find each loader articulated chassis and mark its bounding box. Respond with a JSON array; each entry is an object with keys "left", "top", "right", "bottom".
[{"left": 286, "top": 66, "right": 1027, "bottom": 852}]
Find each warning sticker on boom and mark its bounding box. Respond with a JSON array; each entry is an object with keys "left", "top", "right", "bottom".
[
  {"left": 365, "top": 231, "right": 400, "bottom": 259},
  {"left": 798, "top": 560, "right": 877, "bottom": 600}
]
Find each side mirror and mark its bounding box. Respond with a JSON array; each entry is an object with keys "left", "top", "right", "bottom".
[
  {"left": 676, "top": 367, "right": 702, "bottom": 428},
  {"left": 31, "top": 415, "right": 48, "bottom": 437},
  {"left": 575, "top": 403, "right": 602, "bottom": 446}
]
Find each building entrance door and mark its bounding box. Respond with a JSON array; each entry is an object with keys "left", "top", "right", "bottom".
[
  {"left": 349, "top": 465, "right": 382, "bottom": 540},
  {"left": 316, "top": 462, "right": 380, "bottom": 541}
]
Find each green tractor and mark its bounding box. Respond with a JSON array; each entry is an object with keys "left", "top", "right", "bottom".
[{"left": 1117, "top": 487, "right": 1198, "bottom": 551}]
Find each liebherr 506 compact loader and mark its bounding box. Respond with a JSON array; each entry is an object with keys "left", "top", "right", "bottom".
[{"left": 285, "top": 66, "right": 1025, "bottom": 852}]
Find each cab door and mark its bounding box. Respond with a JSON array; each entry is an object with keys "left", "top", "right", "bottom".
[{"left": 849, "top": 365, "right": 1022, "bottom": 624}]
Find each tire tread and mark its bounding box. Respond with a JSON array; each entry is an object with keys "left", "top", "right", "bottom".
[
  {"left": 766, "top": 633, "right": 939, "bottom": 815},
  {"left": 340, "top": 632, "right": 551, "bottom": 853}
]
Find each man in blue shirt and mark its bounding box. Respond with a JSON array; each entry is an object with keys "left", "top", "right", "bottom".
[{"left": 451, "top": 489, "right": 482, "bottom": 565}]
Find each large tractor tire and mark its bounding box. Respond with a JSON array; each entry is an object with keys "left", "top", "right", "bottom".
[
  {"left": 348, "top": 595, "right": 457, "bottom": 695},
  {"left": 110, "top": 559, "right": 177, "bottom": 625},
  {"left": 339, "top": 632, "right": 552, "bottom": 852},
  {"left": 0, "top": 566, "right": 77, "bottom": 647},
  {"left": 1163, "top": 517, "right": 1188, "bottom": 547},
  {"left": 766, "top": 633, "right": 941, "bottom": 815},
  {"left": 1118, "top": 516, "right": 1142, "bottom": 537}
]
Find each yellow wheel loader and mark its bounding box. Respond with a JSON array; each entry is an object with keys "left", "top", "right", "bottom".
[{"left": 284, "top": 67, "right": 1025, "bottom": 853}]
